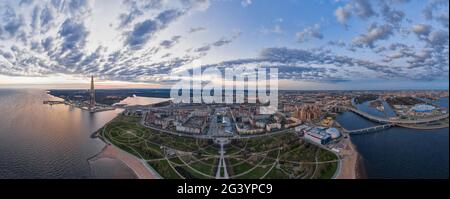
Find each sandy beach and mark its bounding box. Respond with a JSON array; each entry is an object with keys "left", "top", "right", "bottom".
[
  {"left": 90, "top": 144, "right": 161, "bottom": 179},
  {"left": 336, "top": 135, "right": 362, "bottom": 179}
]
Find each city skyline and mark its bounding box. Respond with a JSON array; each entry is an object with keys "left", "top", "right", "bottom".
[{"left": 0, "top": 0, "right": 449, "bottom": 90}]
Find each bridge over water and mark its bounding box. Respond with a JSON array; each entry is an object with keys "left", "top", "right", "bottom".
[
  {"left": 346, "top": 124, "right": 395, "bottom": 135},
  {"left": 334, "top": 106, "right": 449, "bottom": 125},
  {"left": 332, "top": 105, "right": 449, "bottom": 135}
]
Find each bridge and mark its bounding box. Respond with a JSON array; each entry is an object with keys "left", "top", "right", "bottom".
[
  {"left": 334, "top": 106, "right": 449, "bottom": 125},
  {"left": 346, "top": 124, "right": 395, "bottom": 135}
]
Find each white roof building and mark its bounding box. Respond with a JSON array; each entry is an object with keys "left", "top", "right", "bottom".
[{"left": 325, "top": 128, "right": 341, "bottom": 139}]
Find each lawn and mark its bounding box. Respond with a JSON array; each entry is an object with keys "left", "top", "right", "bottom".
[{"left": 99, "top": 115, "right": 339, "bottom": 179}]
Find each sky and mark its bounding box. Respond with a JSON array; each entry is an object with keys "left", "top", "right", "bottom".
[{"left": 0, "top": 0, "right": 448, "bottom": 90}]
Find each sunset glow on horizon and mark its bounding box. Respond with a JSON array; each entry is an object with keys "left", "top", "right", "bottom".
[{"left": 0, "top": 0, "right": 448, "bottom": 90}]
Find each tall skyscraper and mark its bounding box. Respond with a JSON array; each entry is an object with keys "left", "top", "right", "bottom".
[{"left": 89, "top": 75, "right": 95, "bottom": 110}]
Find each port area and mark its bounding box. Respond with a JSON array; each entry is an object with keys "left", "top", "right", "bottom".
[{"left": 43, "top": 100, "right": 116, "bottom": 113}]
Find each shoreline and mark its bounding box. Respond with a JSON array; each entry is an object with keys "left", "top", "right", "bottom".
[
  {"left": 89, "top": 143, "right": 162, "bottom": 179},
  {"left": 91, "top": 122, "right": 162, "bottom": 179},
  {"left": 353, "top": 140, "right": 366, "bottom": 179},
  {"left": 47, "top": 91, "right": 161, "bottom": 179},
  {"left": 333, "top": 120, "right": 363, "bottom": 179},
  {"left": 336, "top": 135, "right": 364, "bottom": 179},
  {"left": 355, "top": 153, "right": 367, "bottom": 179}
]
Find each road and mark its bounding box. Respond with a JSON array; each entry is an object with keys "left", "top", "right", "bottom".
[{"left": 215, "top": 138, "right": 230, "bottom": 179}]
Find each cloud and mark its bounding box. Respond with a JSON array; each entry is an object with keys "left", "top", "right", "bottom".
[
  {"left": 116, "top": 0, "right": 177, "bottom": 28},
  {"left": 296, "top": 24, "right": 323, "bottom": 43},
  {"left": 1, "top": 6, "right": 25, "bottom": 39},
  {"left": 188, "top": 27, "right": 206, "bottom": 33},
  {"left": 335, "top": 5, "right": 352, "bottom": 25},
  {"left": 160, "top": 35, "right": 181, "bottom": 49},
  {"left": 58, "top": 19, "right": 89, "bottom": 53},
  {"left": 192, "top": 33, "right": 240, "bottom": 53},
  {"left": 119, "top": 1, "right": 210, "bottom": 49},
  {"left": 436, "top": 13, "right": 449, "bottom": 28},
  {"left": 3, "top": 17, "right": 24, "bottom": 37},
  {"left": 410, "top": 24, "right": 449, "bottom": 49},
  {"left": 422, "top": 0, "right": 448, "bottom": 20},
  {"left": 411, "top": 24, "right": 432, "bottom": 38},
  {"left": 19, "top": 0, "right": 34, "bottom": 6},
  {"left": 241, "top": 0, "right": 252, "bottom": 8},
  {"left": 379, "top": 1, "right": 405, "bottom": 28},
  {"left": 124, "top": 9, "right": 182, "bottom": 49},
  {"left": 194, "top": 45, "right": 211, "bottom": 52},
  {"left": 118, "top": 7, "right": 144, "bottom": 28},
  {"left": 0, "top": 0, "right": 447, "bottom": 86},
  {"left": 39, "top": 6, "right": 54, "bottom": 28},
  {"left": 353, "top": 0, "right": 376, "bottom": 19},
  {"left": 353, "top": 23, "right": 394, "bottom": 48},
  {"left": 30, "top": 6, "right": 40, "bottom": 31},
  {"left": 195, "top": 47, "right": 418, "bottom": 82},
  {"left": 260, "top": 25, "right": 283, "bottom": 34},
  {"left": 156, "top": 9, "right": 182, "bottom": 24},
  {"left": 427, "top": 30, "right": 449, "bottom": 48},
  {"left": 161, "top": 53, "right": 171, "bottom": 58},
  {"left": 213, "top": 38, "right": 232, "bottom": 47},
  {"left": 336, "top": 0, "right": 407, "bottom": 28},
  {"left": 0, "top": 1, "right": 207, "bottom": 82},
  {"left": 328, "top": 40, "right": 346, "bottom": 47}
]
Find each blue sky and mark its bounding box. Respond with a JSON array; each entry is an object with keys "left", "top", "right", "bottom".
[{"left": 0, "top": 0, "right": 448, "bottom": 90}]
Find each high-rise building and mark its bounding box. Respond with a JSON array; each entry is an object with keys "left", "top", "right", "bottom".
[
  {"left": 89, "top": 76, "right": 95, "bottom": 110},
  {"left": 294, "top": 104, "right": 321, "bottom": 122}
]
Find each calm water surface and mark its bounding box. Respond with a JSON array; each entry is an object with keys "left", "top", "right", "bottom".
[
  {"left": 0, "top": 89, "right": 134, "bottom": 178},
  {"left": 337, "top": 97, "right": 449, "bottom": 179}
]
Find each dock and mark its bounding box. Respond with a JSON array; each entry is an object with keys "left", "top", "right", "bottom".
[{"left": 43, "top": 101, "right": 65, "bottom": 105}]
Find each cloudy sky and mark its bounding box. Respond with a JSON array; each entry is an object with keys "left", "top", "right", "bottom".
[{"left": 0, "top": 0, "right": 448, "bottom": 89}]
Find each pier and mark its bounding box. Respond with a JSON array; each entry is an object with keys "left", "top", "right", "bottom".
[
  {"left": 43, "top": 101, "right": 65, "bottom": 105},
  {"left": 346, "top": 124, "right": 395, "bottom": 135}
]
